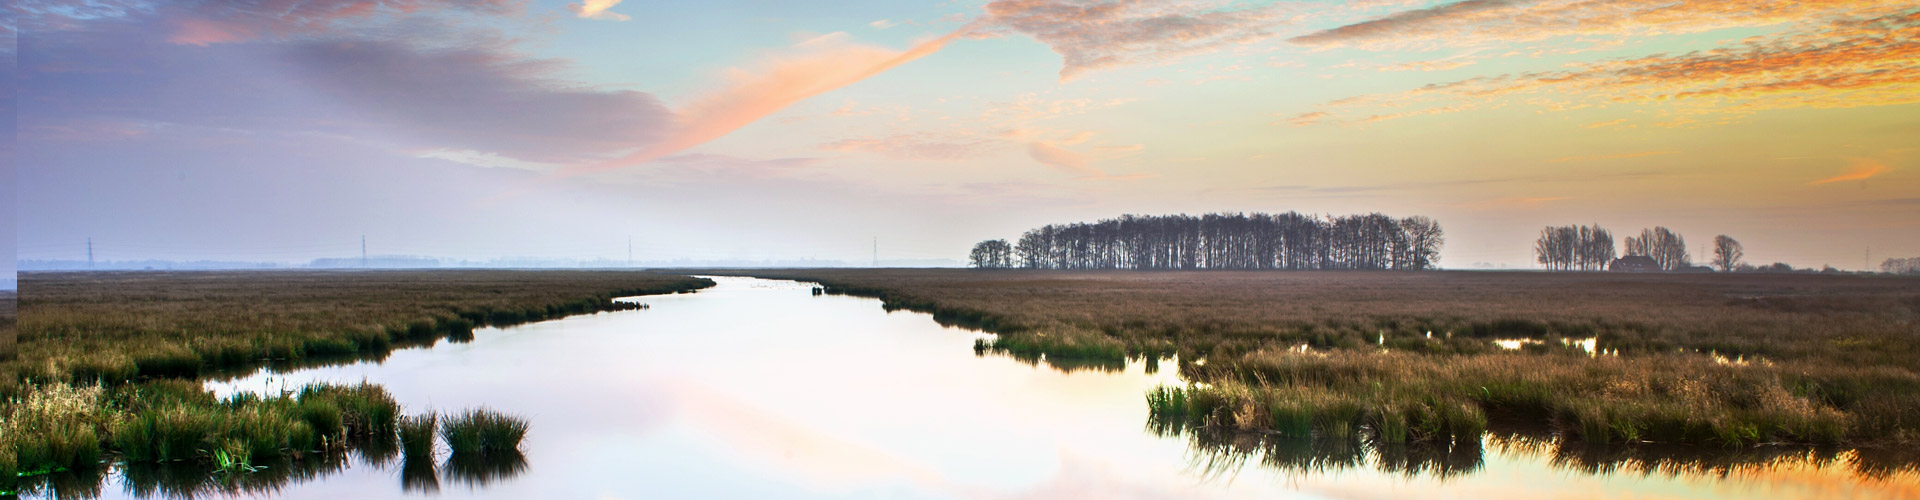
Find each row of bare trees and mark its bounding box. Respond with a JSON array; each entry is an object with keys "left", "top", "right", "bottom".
[
  {"left": 1533, "top": 225, "right": 1616, "bottom": 271},
  {"left": 1624, "top": 227, "right": 1692, "bottom": 271},
  {"left": 970, "top": 212, "right": 1445, "bottom": 270},
  {"left": 1882, "top": 258, "right": 1920, "bottom": 275},
  {"left": 1535, "top": 225, "right": 1760, "bottom": 272}
]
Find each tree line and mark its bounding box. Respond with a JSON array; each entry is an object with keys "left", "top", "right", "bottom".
[
  {"left": 1534, "top": 225, "right": 1758, "bottom": 272},
  {"left": 1883, "top": 257, "right": 1920, "bottom": 275},
  {"left": 970, "top": 212, "right": 1444, "bottom": 270}
]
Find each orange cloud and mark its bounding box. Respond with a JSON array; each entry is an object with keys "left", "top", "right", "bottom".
[
  {"left": 1027, "top": 141, "right": 1098, "bottom": 176},
  {"left": 1292, "top": 0, "right": 1911, "bottom": 49},
  {"left": 1292, "top": 11, "right": 1920, "bottom": 126},
  {"left": 1811, "top": 158, "right": 1892, "bottom": 185},
  {"left": 1377, "top": 59, "right": 1476, "bottom": 72},
  {"left": 567, "top": 28, "right": 972, "bottom": 175}
]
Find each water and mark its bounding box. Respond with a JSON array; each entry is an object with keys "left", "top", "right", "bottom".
[{"left": 51, "top": 277, "right": 1918, "bottom": 498}]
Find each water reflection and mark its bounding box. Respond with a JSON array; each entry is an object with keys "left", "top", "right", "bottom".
[
  {"left": 441, "top": 452, "right": 530, "bottom": 488},
  {"left": 10, "top": 437, "right": 530, "bottom": 499},
  {"left": 59, "top": 275, "right": 1906, "bottom": 499},
  {"left": 1149, "top": 421, "right": 1485, "bottom": 482}
]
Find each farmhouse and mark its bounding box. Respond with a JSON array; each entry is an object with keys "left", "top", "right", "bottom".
[{"left": 1609, "top": 256, "right": 1661, "bottom": 272}]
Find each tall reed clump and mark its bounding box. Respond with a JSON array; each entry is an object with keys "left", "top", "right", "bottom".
[
  {"left": 105, "top": 381, "right": 400, "bottom": 471},
  {"left": 2, "top": 384, "right": 110, "bottom": 476},
  {"left": 398, "top": 412, "right": 438, "bottom": 461},
  {"left": 440, "top": 408, "right": 528, "bottom": 456},
  {"left": 1145, "top": 381, "right": 1486, "bottom": 446}
]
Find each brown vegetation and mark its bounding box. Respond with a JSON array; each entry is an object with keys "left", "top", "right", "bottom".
[
  {"left": 8, "top": 270, "right": 712, "bottom": 388},
  {"left": 716, "top": 269, "right": 1920, "bottom": 448},
  {"left": 1, "top": 270, "right": 709, "bottom": 494}
]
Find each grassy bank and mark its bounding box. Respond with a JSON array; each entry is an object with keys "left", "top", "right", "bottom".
[
  {"left": 720, "top": 269, "right": 1920, "bottom": 448},
  {"left": 9, "top": 270, "right": 712, "bottom": 388},
  {"left": 2, "top": 292, "right": 15, "bottom": 362},
  {"left": 3, "top": 269, "right": 708, "bottom": 495}
]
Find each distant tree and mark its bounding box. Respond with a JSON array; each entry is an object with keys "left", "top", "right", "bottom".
[
  {"left": 1761, "top": 262, "right": 1796, "bottom": 273},
  {"left": 1535, "top": 224, "right": 1615, "bottom": 271},
  {"left": 1882, "top": 257, "right": 1920, "bottom": 275},
  {"left": 1626, "top": 227, "right": 1689, "bottom": 271},
  {"left": 980, "top": 212, "right": 1444, "bottom": 271},
  {"left": 1401, "top": 216, "right": 1445, "bottom": 270},
  {"left": 1711, "top": 235, "right": 1744, "bottom": 272},
  {"left": 969, "top": 239, "right": 1013, "bottom": 269},
  {"left": 1582, "top": 225, "right": 1615, "bottom": 271}
]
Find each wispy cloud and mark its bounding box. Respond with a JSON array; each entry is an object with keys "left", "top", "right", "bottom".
[
  {"left": 1452, "top": 196, "right": 1572, "bottom": 210},
  {"left": 1290, "top": 0, "right": 1909, "bottom": 50},
  {"left": 1810, "top": 158, "right": 1892, "bottom": 185},
  {"left": 983, "top": 0, "right": 1286, "bottom": 81},
  {"left": 1551, "top": 150, "right": 1681, "bottom": 163},
  {"left": 571, "top": 28, "right": 974, "bottom": 174},
  {"left": 21, "top": 9, "right": 671, "bottom": 164},
  {"left": 140, "top": 0, "right": 524, "bottom": 46},
  {"left": 1024, "top": 140, "right": 1152, "bottom": 181},
  {"left": 1376, "top": 59, "right": 1476, "bottom": 72},
  {"left": 568, "top": 0, "right": 631, "bottom": 21},
  {"left": 1027, "top": 141, "right": 1099, "bottom": 176},
  {"left": 820, "top": 133, "right": 997, "bottom": 161},
  {"left": 1292, "top": 11, "right": 1920, "bottom": 126}
]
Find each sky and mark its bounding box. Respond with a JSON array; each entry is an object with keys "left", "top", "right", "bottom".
[{"left": 6, "top": 0, "right": 1918, "bottom": 272}]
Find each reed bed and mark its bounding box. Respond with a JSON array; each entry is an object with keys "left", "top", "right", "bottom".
[
  {"left": 0, "top": 379, "right": 399, "bottom": 496},
  {"left": 718, "top": 269, "right": 1920, "bottom": 448},
  {"left": 440, "top": 408, "right": 528, "bottom": 456},
  {"left": 399, "top": 412, "right": 439, "bottom": 460},
  {"left": 4, "top": 270, "right": 689, "bottom": 494},
  {"left": 8, "top": 270, "right": 713, "bottom": 389}
]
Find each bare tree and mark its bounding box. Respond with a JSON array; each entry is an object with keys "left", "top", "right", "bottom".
[
  {"left": 1627, "top": 227, "right": 1690, "bottom": 271},
  {"left": 1401, "top": 216, "right": 1444, "bottom": 270},
  {"left": 983, "top": 212, "right": 1444, "bottom": 271},
  {"left": 1711, "top": 235, "right": 1744, "bottom": 272}
]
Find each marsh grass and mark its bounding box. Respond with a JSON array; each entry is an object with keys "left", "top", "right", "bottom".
[
  {"left": 9, "top": 270, "right": 713, "bottom": 388},
  {"left": 727, "top": 269, "right": 1920, "bottom": 448},
  {"left": 399, "top": 412, "right": 438, "bottom": 461},
  {"left": 440, "top": 408, "right": 528, "bottom": 456},
  {"left": 1, "top": 383, "right": 108, "bottom": 476}
]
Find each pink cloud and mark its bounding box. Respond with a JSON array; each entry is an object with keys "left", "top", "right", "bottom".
[
  {"left": 819, "top": 134, "right": 997, "bottom": 161},
  {"left": 1027, "top": 141, "right": 1098, "bottom": 176},
  {"left": 983, "top": 0, "right": 1286, "bottom": 81},
  {"left": 569, "top": 29, "right": 973, "bottom": 175}
]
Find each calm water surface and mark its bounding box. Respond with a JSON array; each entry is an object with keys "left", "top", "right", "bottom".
[{"left": 60, "top": 277, "right": 1919, "bottom": 498}]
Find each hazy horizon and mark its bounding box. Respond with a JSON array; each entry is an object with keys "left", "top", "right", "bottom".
[{"left": 7, "top": 0, "right": 1918, "bottom": 281}]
